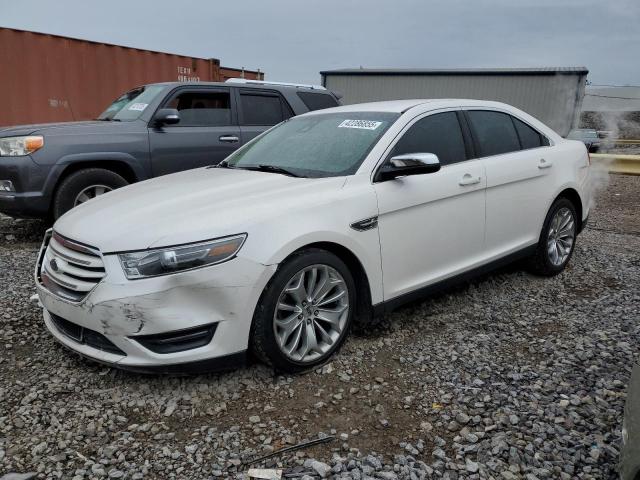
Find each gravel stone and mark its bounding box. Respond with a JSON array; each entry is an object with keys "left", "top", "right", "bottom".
[{"left": 0, "top": 176, "right": 636, "bottom": 478}]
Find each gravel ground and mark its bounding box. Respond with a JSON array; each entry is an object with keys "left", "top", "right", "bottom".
[{"left": 1, "top": 175, "right": 639, "bottom": 479}]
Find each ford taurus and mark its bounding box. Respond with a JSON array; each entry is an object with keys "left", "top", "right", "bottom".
[{"left": 35, "top": 99, "right": 592, "bottom": 373}]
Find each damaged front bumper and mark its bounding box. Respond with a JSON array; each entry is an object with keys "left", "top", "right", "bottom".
[{"left": 35, "top": 231, "right": 276, "bottom": 372}]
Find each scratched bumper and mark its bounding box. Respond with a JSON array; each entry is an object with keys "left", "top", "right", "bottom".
[{"left": 36, "top": 252, "right": 276, "bottom": 369}]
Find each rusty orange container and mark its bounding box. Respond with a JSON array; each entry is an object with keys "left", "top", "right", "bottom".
[{"left": 0, "top": 27, "right": 263, "bottom": 126}]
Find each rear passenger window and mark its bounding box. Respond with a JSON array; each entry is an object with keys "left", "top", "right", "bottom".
[
  {"left": 240, "top": 93, "right": 291, "bottom": 125},
  {"left": 164, "top": 90, "right": 231, "bottom": 126},
  {"left": 512, "top": 117, "right": 545, "bottom": 149},
  {"left": 391, "top": 112, "right": 467, "bottom": 166},
  {"left": 297, "top": 91, "right": 339, "bottom": 111},
  {"left": 467, "top": 111, "right": 521, "bottom": 157}
]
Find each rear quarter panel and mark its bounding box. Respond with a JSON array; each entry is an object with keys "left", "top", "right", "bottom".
[{"left": 542, "top": 138, "right": 591, "bottom": 229}]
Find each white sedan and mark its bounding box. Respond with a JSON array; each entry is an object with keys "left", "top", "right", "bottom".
[{"left": 35, "top": 99, "right": 592, "bottom": 373}]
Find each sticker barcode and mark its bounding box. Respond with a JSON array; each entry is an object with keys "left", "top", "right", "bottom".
[{"left": 338, "top": 119, "right": 383, "bottom": 130}]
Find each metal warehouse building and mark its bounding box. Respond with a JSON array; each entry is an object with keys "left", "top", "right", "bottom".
[{"left": 321, "top": 67, "right": 588, "bottom": 137}]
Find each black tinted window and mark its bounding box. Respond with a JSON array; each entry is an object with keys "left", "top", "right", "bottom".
[
  {"left": 240, "top": 94, "right": 288, "bottom": 125},
  {"left": 392, "top": 112, "right": 466, "bottom": 166},
  {"left": 467, "top": 111, "right": 521, "bottom": 157},
  {"left": 164, "top": 91, "right": 231, "bottom": 126},
  {"left": 297, "top": 91, "right": 339, "bottom": 111},
  {"left": 513, "top": 117, "right": 544, "bottom": 149}
]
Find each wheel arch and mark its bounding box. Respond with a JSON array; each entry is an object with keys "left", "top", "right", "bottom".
[
  {"left": 554, "top": 187, "right": 584, "bottom": 232},
  {"left": 55, "top": 159, "right": 139, "bottom": 186},
  {"left": 276, "top": 241, "right": 375, "bottom": 326}
]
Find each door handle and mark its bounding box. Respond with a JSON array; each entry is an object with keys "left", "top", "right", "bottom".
[
  {"left": 538, "top": 158, "right": 553, "bottom": 169},
  {"left": 219, "top": 135, "right": 239, "bottom": 143},
  {"left": 459, "top": 174, "right": 482, "bottom": 186}
]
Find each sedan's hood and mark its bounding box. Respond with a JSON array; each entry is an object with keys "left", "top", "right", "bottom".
[
  {"left": 0, "top": 120, "right": 111, "bottom": 137},
  {"left": 55, "top": 167, "right": 346, "bottom": 253}
]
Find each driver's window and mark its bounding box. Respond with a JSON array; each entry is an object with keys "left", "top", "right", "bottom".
[
  {"left": 392, "top": 112, "right": 467, "bottom": 166},
  {"left": 163, "top": 90, "right": 232, "bottom": 127}
]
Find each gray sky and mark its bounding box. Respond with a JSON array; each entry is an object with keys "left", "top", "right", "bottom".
[{"left": 1, "top": 0, "right": 638, "bottom": 86}]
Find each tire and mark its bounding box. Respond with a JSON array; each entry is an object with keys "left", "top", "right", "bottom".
[
  {"left": 250, "top": 248, "right": 356, "bottom": 373},
  {"left": 52, "top": 168, "right": 128, "bottom": 220},
  {"left": 527, "top": 197, "right": 578, "bottom": 276}
]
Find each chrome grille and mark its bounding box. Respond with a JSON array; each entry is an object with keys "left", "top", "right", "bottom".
[{"left": 39, "top": 231, "right": 105, "bottom": 301}]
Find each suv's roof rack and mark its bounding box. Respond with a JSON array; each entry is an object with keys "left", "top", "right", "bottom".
[{"left": 225, "top": 78, "right": 327, "bottom": 91}]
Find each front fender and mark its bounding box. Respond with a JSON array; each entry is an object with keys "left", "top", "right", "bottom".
[
  {"left": 260, "top": 229, "right": 384, "bottom": 306},
  {"left": 41, "top": 152, "right": 149, "bottom": 198}
]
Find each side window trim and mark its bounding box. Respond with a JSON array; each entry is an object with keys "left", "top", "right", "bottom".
[
  {"left": 509, "top": 115, "right": 525, "bottom": 150},
  {"left": 510, "top": 114, "right": 550, "bottom": 149},
  {"left": 237, "top": 88, "right": 292, "bottom": 126},
  {"left": 296, "top": 91, "right": 340, "bottom": 111},
  {"left": 152, "top": 86, "right": 236, "bottom": 128},
  {"left": 456, "top": 110, "right": 477, "bottom": 159},
  {"left": 463, "top": 108, "right": 551, "bottom": 156},
  {"left": 463, "top": 109, "right": 521, "bottom": 158}
]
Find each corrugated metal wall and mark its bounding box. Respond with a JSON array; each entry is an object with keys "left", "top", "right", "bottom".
[
  {"left": 0, "top": 28, "right": 262, "bottom": 126},
  {"left": 323, "top": 71, "right": 587, "bottom": 136},
  {"left": 582, "top": 86, "right": 640, "bottom": 112}
]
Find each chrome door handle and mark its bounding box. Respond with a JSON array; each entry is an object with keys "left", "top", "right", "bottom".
[
  {"left": 538, "top": 158, "right": 553, "bottom": 169},
  {"left": 459, "top": 174, "right": 482, "bottom": 186},
  {"left": 219, "top": 135, "right": 239, "bottom": 143}
]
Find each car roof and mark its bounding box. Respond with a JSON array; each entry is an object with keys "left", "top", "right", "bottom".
[
  {"left": 143, "top": 81, "right": 330, "bottom": 94},
  {"left": 301, "top": 98, "right": 524, "bottom": 115}
]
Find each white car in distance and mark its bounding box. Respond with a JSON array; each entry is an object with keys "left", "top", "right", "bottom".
[{"left": 35, "top": 99, "right": 592, "bottom": 373}]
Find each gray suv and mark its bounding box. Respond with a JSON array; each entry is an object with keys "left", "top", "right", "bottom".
[{"left": 0, "top": 80, "right": 340, "bottom": 219}]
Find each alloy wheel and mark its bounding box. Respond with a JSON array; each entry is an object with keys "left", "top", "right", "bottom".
[
  {"left": 547, "top": 206, "right": 575, "bottom": 266},
  {"left": 273, "top": 264, "right": 350, "bottom": 363},
  {"left": 73, "top": 184, "right": 113, "bottom": 206}
]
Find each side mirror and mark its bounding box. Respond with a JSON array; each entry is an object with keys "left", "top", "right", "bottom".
[
  {"left": 153, "top": 108, "right": 180, "bottom": 126},
  {"left": 376, "top": 153, "right": 441, "bottom": 182}
]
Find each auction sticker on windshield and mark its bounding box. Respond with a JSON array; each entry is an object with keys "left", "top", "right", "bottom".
[
  {"left": 128, "top": 103, "right": 148, "bottom": 111},
  {"left": 338, "top": 119, "right": 383, "bottom": 130}
]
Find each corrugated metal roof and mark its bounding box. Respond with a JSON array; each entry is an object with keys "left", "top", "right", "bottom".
[{"left": 321, "top": 67, "right": 589, "bottom": 76}]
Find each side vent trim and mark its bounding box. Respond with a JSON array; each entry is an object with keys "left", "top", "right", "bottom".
[{"left": 350, "top": 216, "right": 378, "bottom": 232}]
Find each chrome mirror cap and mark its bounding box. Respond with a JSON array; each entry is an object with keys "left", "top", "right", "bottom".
[{"left": 390, "top": 152, "right": 440, "bottom": 168}]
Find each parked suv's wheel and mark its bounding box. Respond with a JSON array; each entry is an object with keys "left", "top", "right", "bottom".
[
  {"left": 527, "top": 197, "right": 578, "bottom": 276},
  {"left": 53, "top": 168, "right": 128, "bottom": 220},
  {"left": 251, "top": 248, "right": 356, "bottom": 373}
]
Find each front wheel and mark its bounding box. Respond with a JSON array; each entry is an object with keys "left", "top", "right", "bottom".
[
  {"left": 52, "top": 168, "right": 128, "bottom": 220},
  {"left": 251, "top": 249, "right": 356, "bottom": 373},
  {"left": 527, "top": 197, "right": 578, "bottom": 276}
]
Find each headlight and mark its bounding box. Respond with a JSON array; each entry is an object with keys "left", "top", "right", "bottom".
[
  {"left": 0, "top": 136, "right": 44, "bottom": 156},
  {"left": 118, "top": 234, "right": 246, "bottom": 279}
]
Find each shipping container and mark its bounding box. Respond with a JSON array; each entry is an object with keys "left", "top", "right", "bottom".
[
  {"left": 0, "top": 27, "right": 263, "bottom": 126},
  {"left": 321, "top": 67, "right": 588, "bottom": 137}
]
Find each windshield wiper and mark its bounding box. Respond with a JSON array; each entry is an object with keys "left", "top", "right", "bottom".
[
  {"left": 96, "top": 118, "right": 121, "bottom": 122},
  {"left": 239, "top": 164, "right": 303, "bottom": 178},
  {"left": 215, "top": 159, "right": 235, "bottom": 169}
]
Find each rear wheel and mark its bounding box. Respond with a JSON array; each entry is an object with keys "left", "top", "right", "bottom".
[
  {"left": 52, "top": 168, "right": 128, "bottom": 220},
  {"left": 527, "top": 197, "right": 577, "bottom": 276},
  {"left": 251, "top": 248, "right": 356, "bottom": 373}
]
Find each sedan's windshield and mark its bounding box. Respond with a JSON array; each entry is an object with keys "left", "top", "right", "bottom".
[
  {"left": 98, "top": 85, "right": 165, "bottom": 121},
  {"left": 225, "top": 112, "right": 400, "bottom": 178}
]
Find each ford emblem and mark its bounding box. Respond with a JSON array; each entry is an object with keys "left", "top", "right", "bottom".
[{"left": 49, "top": 258, "right": 59, "bottom": 272}]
